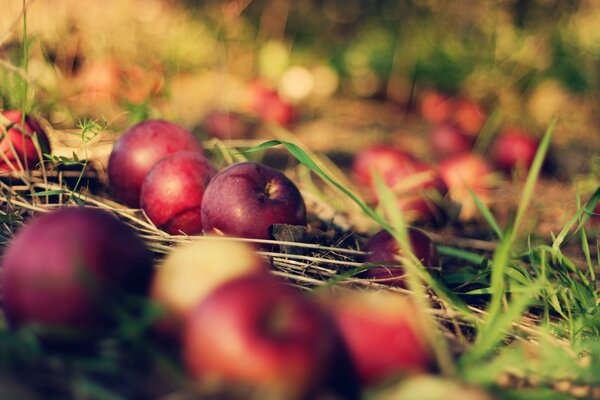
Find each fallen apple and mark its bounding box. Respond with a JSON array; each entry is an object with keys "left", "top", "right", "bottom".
[
  {"left": 454, "top": 98, "right": 486, "bottom": 136},
  {"left": 140, "top": 151, "right": 216, "bottom": 235},
  {"left": 201, "top": 162, "right": 307, "bottom": 240},
  {"left": 430, "top": 124, "right": 472, "bottom": 159},
  {"left": 1, "top": 207, "right": 154, "bottom": 329},
  {"left": 420, "top": 90, "right": 453, "bottom": 125},
  {"left": 0, "top": 110, "right": 51, "bottom": 172},
  {"left": 108, "top": 119, "right": 203, "bottom": 207},
  {"left": 438, "top": 153, "right": 496, "bottom": 220},
  {"left": 352, "top": 145, "right": 416, "bottom": 189},
  {"left": 245, "top": 80, "right": 296, "bottom": 126},
  {"left": 361, "top": 228, "right": 439, "bottom": 287},
  {"left": 318, "top": 289, "right": 435, "bottom": 386},
  {"left": 491, "top": 129, "right": 539, "bottom": 172},
  {"left": 151, "top": 237, "right": 270, "bottom": 337},
  {"left": 202, "top": 111, "right": 252, "bottom": 140},
  {"left": 183, "top": 273, "right": 343, "bottom": 399}
]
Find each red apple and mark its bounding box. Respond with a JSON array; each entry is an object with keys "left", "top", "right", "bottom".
[
  {"left": 183, "top": 274, "right": 343, "bottom": 399},
  {"left": 201, "top": 162, "right": 307, "bottom": 240},
  {"left": 318, "top": 290, "right": 434, "bottom": 386},
  {"left": 245, "top": 80, "right": 296, "bottom": 126},
  {"left": 151, "top": 238, "right": 270, "bottom": 338},
  {"left": 1, "top": 207, "right": 154, "bottom": 329},
  {"left": 420, "top": 91, "right": 453, "bottom": 125},
  {"left": 454, "top": 98, "right": 486, "bottom": 136},
  {"left": 202, "top": 111, "right": 251, "bottom": 140},
  {"left": 0, "top": 110, "right": 51, "bottom": 172},
  {"left": 430, "top": 124, "right": 472, "bottom": 159},
  {"left": 361, "top": 228, "right": 439, "bottom": 287},
  {"left": 140, "top": 152, "right": 215, "bottom": 235},
  {"left": 491, "top": 129, "right": 539, "bottom": 172},
  {"left": 438, "top": 153, "right": 495, "bottom": 220},
  {"left": 352, "top": 145, "right": 416, "bottom": 188},
  {"left": 108, "top": 119, "right": 203, "bottom": 207},
  {"left": 383, "top": 161, "right": 448, "bottom": 223}
]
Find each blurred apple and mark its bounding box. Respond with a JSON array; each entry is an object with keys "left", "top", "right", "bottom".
[
  {"left": 420, "top": 90, "right": 453, "bottom": 125},
  {"left": 151, "top": 238, "right": 270, "bottom": 338},
  {"left": 352, "top": 145, "right": 416, "bottom": 189},
  {"left": 0, "top": 110, "right": 51, "bottom": 172},
  {"left": 438, "top": 154, "right": 495, "bottom": 220},
  {"left": 140, "top": 152, "right": 215, "bottom": 235},
  {"left": 77, "top": 59, "right": 121, "bottom": 104},
  {"left": 318, "top": 289, "right": 434, "bottom": 386},
  {"left": 245, "top": 80, "right": 296, "bottom": 126},
  {"left": 1, "top": 207, "right": 153, "bottom": 329},
  {"left": 453, "top": 98, "right": 486, "bottom": 136},
  {"left": 202, "top": 111, "right": 252, "bottom": 140},
  {"left": 183, "top": 274, "right": 344, "bottom": 399},
  {"left": 108, "top": 119, "right": 203, "bottom": 207},
  {"left": 201, "top": 162, "right": 307, "bottom": 241},
  {"left": 491, "top": 129, "right": 539, "bottom": 172},
  {"left": 430, "top": 124, "right": 472, "bottom": 159},
  {"left": 361, "top": 228, "right": 439, "bottom": 287}
]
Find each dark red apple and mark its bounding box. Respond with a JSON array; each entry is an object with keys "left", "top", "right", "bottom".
[
  {"left": 438, "top": 153, "right": 495, "bottom": 220},
  {"left": 201, "top": 162, "right": 307, "bottom": 240},
  {"left": 140, "top": 152, "right": 215, "bottom": 235},
  {"left": 454, "top": 98, "right": 486, "bottom": 136},
  {"left": 352, "top": 145, "right": 416, "bottom": 188},
  {"left": 108, "top": 119, "right": 203, "bottom": 207},
  {"left": 0, "top": 110, "right": 51, "bottom": 172},
  {"left": 1, "top": 207, "right": 154, "bottom": 329},
  {"left": 183, "top": 273, "right": 342, "bottom": 399},
  {"left": 202, "top": 111, "right": 251, "bottom": 140},
  {"left": 361, "top": 228, "right": 439, "bottom": 287},
  {"left": 420, "top": 91, "right": 453, "bottom": 125},
  {"left": 430, "top": 124, "right": 472, "bottom": 159},
  {"left": 318, "top": 290, "right": 434, "bottom": 386},
  {"left": 383, "top": 161, "right": 448, "bottom": 223},
  {"left": 491, "top": 129, "right": 539, "bottom": 172}
]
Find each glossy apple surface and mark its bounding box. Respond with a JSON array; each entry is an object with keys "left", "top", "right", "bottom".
[
  {"left": 0, "top": 110, "right": 51, "bottom": 172},
  {"left": 140, "top": 152, "right": 215, "bottom": 235},
  {"left": 201, "top": 162, "right": 307, "bottom": 240},
  {"left": 318, "top": 290, "right": 434, "bottom": 386},
  {"left": 352, "top": 145, "right": 416, "bottom": 188},
  {"left": 491, "top": 129, "right": 539, "bottom": 172},
  {"left": 361, "top": 228, "right": 439, "bottom": 287},
  {"left": 151, "top": 238, "right": 270, "bottom": 337},
  {"left": 183, "top": 274, "right": 342, "bottom": 399},
  {"left": 1, "top": 207, "right": 154, "bottom": 329},
  {"left": 438, "top": 153, "right": 495, "bottom": 220},
  {"left": 108, "top": 119, "right": 203, "bottom": 207}
]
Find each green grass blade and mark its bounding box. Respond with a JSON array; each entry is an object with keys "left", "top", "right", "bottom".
[{"left": 468, "top": 187, "right": 503, "bottom": 239}]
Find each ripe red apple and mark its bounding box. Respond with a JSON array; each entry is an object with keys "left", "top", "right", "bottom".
[
  {"left": 491, "top": 129, "right": 539, "bottom": 172},
  {"left": 0, "top": 110, "right": 51, "bottom": 172},
  {"left": 245, "top": 80, "right": 296, "bottom": 126},
  {"left": 383, "top": 161, "right": 448, "bottom": 223},
  {"left": 420, "top": 91, "right": 453, "bottom": 125},
  {"left": 361, "top": 228, "right": 439, "bottom": 287},
  {"left": 140, "top": 152, "right": 215, "bottom": 235},
  {"left": 430, "top": 124, "right": 472, "bottom": 159},
  {"left": 454, "top": 98, "right": 486, "bottom": 136},
  {"left": 151, "top": 238, "right": 270, "bottom": 337},
  {"left": 438, "top": 153, "right": 495, "bottom": 220},
  {"left": 318, "top": 290, "right": 434, "bottom": 386},
  {"left": 202, "top": 111, "right": 251, "bottom": 140},
  {"left": 352, "top": 145, "right": 416, "bottom": 188},
  {"left": 201, "top": 162, "right": 307, "bottom": 240},
  {"left": 1, "top": 207, "right": 154, "bottom": 329},
  {"left": 183, "top": 273, "right": 343, "bottom": 399},
  {"left": 108, "top": 119, "right": 203, "bottom": 207}
]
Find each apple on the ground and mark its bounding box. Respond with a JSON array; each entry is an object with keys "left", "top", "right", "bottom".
[
  {"left": 352, "top": 145, "right": 416, "bottom": 189},
  {"left": 491, "top": 129, "right": 539, "bottom": 172},
  {"left": 420, "top": 91, "right": 453, "bottom": 125},
  {"left": 201, "top": 162, "right": 307, "bottom": 241},
  {"left": 202, "top": 111, "right": 252, "bottom": 140},
  {"left": 140, "top": 151, "right": 215, "bottom": 235},
  {"left": 0, "top": 110, "right": 51, "bottom": 172},
  {"left": 108, "top": 119, "right": 203, "bottom": 207},
  {"left": 430, "top": 124, "right": 472, "bottom": 159},
  {"left": 1, "top": 207, "right": 154, "bottom": 329}
]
